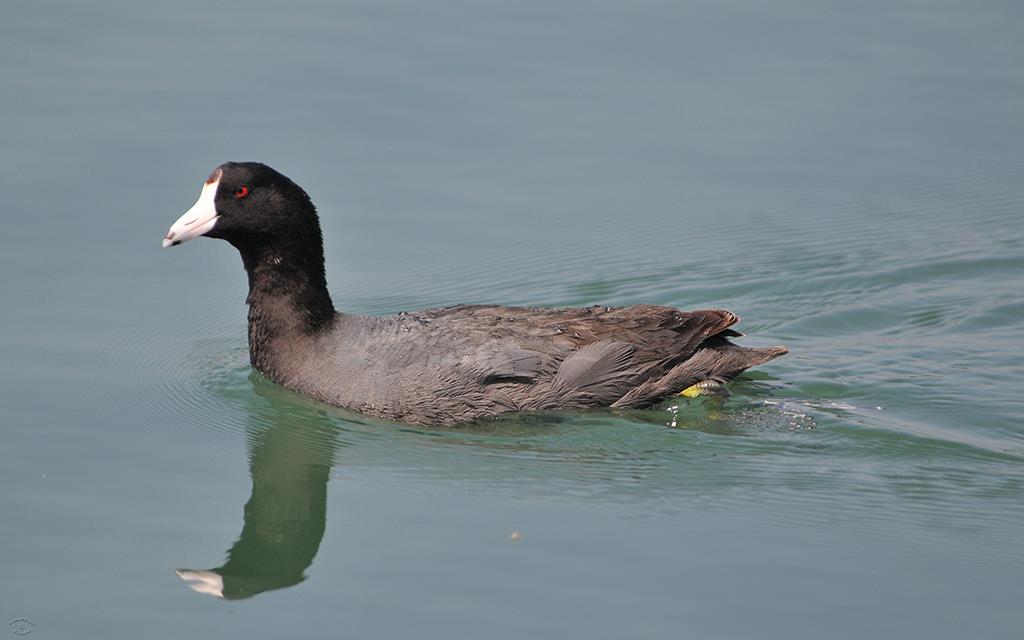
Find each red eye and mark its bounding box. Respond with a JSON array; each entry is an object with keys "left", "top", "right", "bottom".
[{"left": 234, "top": 185, "right": 250, "bottom": 199}]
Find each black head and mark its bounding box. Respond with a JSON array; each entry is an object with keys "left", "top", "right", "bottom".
[
  {"left": 163, "top": 162, "right": 320, "bottom": 252},
  {"left": 163, "top": 162, "right": 334, "bottom": 330}
]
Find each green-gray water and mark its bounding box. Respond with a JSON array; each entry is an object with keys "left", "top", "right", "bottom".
[{"left": 2, "top": 1, "right": 1022, "bottom": 637}]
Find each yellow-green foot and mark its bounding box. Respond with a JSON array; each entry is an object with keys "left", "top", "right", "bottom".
[{"left": 679, "top": 380, "right": 725, "bottom": 398}]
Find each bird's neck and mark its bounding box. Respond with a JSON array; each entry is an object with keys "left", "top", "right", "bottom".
[{"left": 236, "top": 242, "right": 336, "bottom": 377}]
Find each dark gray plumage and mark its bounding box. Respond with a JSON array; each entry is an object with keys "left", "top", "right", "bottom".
[{"left": 164, "top": 162, "right": 787, "bottom": 426}]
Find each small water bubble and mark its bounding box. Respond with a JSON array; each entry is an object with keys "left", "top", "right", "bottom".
[{"left": 9, "top": 619, "right": 34, "bottom": 636}]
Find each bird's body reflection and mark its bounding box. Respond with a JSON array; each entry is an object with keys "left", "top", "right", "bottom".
[
  {"left": 177, "top": 376, "right": 340, "bottom": 599},
  {"left": 174, "top": 365, "right": 771, "bottom": 599}
]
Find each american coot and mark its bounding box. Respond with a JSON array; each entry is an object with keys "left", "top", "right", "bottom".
[{"left": 163, "top": 162, "right": 787, "bottom": 425}]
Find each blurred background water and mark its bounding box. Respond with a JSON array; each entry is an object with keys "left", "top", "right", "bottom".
[{"left": 1, "top": 0, "right": 1022, "bottom": 637}]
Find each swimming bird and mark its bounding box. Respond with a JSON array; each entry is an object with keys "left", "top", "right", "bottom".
[{"left": 163, "top": 162, "right": 787, "bottom": 425}]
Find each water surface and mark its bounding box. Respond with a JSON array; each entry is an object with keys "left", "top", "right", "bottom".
[{"left": 1, "top": 1, "right": 1022, "bottom": 638}]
